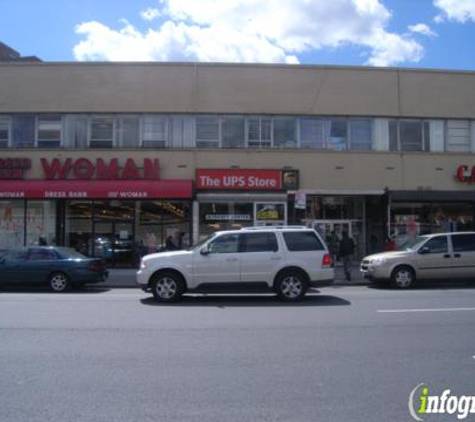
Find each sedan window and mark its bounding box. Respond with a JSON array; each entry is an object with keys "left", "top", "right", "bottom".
[
  {"left": 1, "top": 250, "right": 27, "bottom": 262},
  {"left": 28, "top": 248, "right": 57, "bottom": 261}
]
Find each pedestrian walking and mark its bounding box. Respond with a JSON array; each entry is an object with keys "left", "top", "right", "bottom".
[
  {"left": 327, "top": 230, "right": 339, "bottom": 266},
  {"left": 339, "top": 231, "right": 355, "bottom": 281}
]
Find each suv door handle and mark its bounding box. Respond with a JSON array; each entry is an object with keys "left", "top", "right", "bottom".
[
  {"left": 454, "top": 253, "right": 461, "bottom": 258},
  {"left": 226, "top": 257, "right": 238, "bottom": 261},
  {"left": 443, "top": 254, "right": 451, "bottom": 258},
  {"left": 270, "top": 257, "right": 282, "bottom": 260}
]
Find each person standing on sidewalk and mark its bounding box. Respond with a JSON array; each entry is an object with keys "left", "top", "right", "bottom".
[{"left": 339, "top": 231, "right": 355, "bottom": 281}]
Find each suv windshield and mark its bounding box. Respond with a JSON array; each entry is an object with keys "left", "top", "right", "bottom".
[{"left": 188, "top": 233, "right": 217, "bottom": 251}]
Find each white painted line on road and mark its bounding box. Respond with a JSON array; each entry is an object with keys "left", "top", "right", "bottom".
[{"left": 378, "top": 307, "right": 475, "bottom": 313}]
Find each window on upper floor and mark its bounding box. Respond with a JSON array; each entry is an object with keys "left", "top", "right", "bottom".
[
  {"left": 300, "top": 118, "right": 325, "bottom": 150},
  {"left": 0, "top": 116, "right": 11, "bottom": 148},
  {"left": 90, "top": 116, "right": 114, "bottom": 149},
  {"left": 196, "top": 115, "right": 220, "bottom": 148},
  {"left": 118, "top": 116, "right": 140, "bottom": 148},
  {"left": 37, "top": 114, "right": 62, "bottom": 148},
  {"left": 247, "top": 117, "right": 272, "bottom": 149},
  {"left": 349, "top": 118, "right": 372, "bottom": 150},
  {"left": 222, "top": 116, "right": 245, "bottom": 149},
  {"left": 62, "top": 115, "right": 88, "bottom": 148},
  {"left": 446, "top": 120, "right": 470, "bottom": 152},
  {"left": 12, "top": 114, "right": 35, "bottom": 148},
  {"left": 273, "top": 117, "right": 296, "bottom": 148},
  {"left": 142, "top": 115, "right": 167, "bottom": 148},
  {"left": 325, "top": 118, "right": 348, "bottom": 150},
  {"left": 389, "top": 119, "right": 429, "bottom": 152}
]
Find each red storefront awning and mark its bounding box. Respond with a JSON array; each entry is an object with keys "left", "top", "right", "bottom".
[{"left": 0, "top": 179, "right": 193, "bottom": 199}]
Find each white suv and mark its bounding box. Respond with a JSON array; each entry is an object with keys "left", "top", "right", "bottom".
[{"left": 137, "top": 226, "right": 334, "bottom": 302}]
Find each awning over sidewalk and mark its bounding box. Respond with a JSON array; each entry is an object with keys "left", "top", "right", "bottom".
[{"left": 0, "top": 179, "right": 193, "bottom": 199}]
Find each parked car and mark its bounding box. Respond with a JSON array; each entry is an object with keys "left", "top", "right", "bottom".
[
  {"left": 0, "top": 246, "right": 109, "bottom": 292},
  {"left": 137, "top": 226, "right": 334, "bottom": 302},
  {"left": 360, "top": 231, "right": 475, "bottom": 288}
]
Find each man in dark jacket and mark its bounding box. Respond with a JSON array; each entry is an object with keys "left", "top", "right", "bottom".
[{"left": 339, "top": 231, "right": 355, "bottom": 281}]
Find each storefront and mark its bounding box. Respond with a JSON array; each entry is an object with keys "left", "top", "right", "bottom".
[
  {"left": 194, "top": 168, "right": 298, "bottom": 239},
  {"left": 388, "top": 190, "right": 475, "bottom": 248},
  {"left": 0, "top": 156, "right": 193, "bottom": 267}
]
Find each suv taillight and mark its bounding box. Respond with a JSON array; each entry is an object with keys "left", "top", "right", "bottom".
[{"left": 322, "top": 253, "right": 332, "bottom": 268}]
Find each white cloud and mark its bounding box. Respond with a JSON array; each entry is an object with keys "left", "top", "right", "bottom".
[
  {"left": 434, "top": 0, "right": 475, "bottom": 23},
  {"left": 408, "top": 23, "right": 437, "bottom": 37},
  {"left": 141, "top": 8, "right": 161, "bottom": 21},
  {"left": 74, "top": 0, "right": 424, "bottom": 67}
]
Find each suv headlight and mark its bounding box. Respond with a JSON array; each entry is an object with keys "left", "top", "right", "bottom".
[{"left": 370, "top": 257, "right": 388, "bottom": 266}]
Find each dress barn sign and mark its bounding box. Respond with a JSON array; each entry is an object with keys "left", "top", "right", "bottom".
[
  {"left": 196, "top": 169, "right": 282, "bottom": 190},
  {"left": 0, "top": 157, "right": 193, "bottom": 199}
]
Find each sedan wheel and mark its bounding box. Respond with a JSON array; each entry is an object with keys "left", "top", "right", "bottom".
[
  {"left": 49, "top": 272, "right": 70, "bottom": 292},
  {"left": 275, "top": 271, "right": 307, "bottom": 301},
  {"left": 391, "top": 266, "right": 414, "bottom": 289},
  {"left": 151, "top": 272, "right": 185, "bottom": 302}
]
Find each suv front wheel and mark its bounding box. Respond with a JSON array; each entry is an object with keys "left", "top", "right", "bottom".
[
  {"left": 274, "top": 270, "right": 308, "bottom": 301},
  {"left": 151, "top": 271, "right": 185, "bottom": 302}
]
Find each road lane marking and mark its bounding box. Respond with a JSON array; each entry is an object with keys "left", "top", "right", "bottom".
[{"left": 378, "top": 307, "right": 475, "bottom": 313}]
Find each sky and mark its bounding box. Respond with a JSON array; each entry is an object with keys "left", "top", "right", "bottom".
[{"left": 0, "top": 0, "right": 475, "bottom": 70}]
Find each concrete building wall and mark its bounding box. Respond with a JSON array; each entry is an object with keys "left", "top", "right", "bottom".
[
  {"left": 2, "top": 62, "right": 475, "bottom": 118},
  {"left": 5, "top": 149, "right": 471, "bottom": 192}
]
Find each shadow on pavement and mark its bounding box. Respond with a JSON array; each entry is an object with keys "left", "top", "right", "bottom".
[
  {"left": 140, "top": 293, "right": 351, "bottom": 307},
  {"left": 0, "top": 285, "right": 111, "bottom": 294},
  {"left": 367, "top": 280, "right": 475, "bottom": 291}
]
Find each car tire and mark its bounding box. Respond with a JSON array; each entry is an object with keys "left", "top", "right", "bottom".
[
  {"left": 151, "top": 271, "right": 185, "bottom": 302},
  {"left": 49, "top": 272, "right": 71, "bottom": 292},
  {"left": 390, "top": 265, "right": 415, "bottom": 289},
  {"left": 274, "top": 270, "right": 308, "bottom": 301}
]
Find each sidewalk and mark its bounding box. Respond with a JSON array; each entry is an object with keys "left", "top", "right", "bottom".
[{"left": 102, "top": 264, "right": 368, "bottom": 289}]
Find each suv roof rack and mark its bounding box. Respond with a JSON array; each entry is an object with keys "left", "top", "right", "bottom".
[{"left": 241, "top": 226, "right": 308, "bottom": 231}]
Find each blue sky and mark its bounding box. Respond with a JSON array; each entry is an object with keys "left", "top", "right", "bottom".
[{"left": 1, "top": 0, "right": 475, "bottom": 70}]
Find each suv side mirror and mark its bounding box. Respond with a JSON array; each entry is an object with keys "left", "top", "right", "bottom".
[
  {"left": 419, "top": 246, "right": 430, "bottom": 254},
  {"left": 200, "top": 245, "right": 210, "bottom": 256}
]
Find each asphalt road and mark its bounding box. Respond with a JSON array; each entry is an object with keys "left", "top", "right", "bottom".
[{"left": 1, "top": 285, "right": 474, "bottom": 422}]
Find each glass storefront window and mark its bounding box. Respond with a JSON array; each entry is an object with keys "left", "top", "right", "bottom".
[
  {"left": 199, "top": 202, "right": 253, "bottom": 236},
  {"left": 26, "top": 201, "right": 56, "bottom": 246},
  {"left": 390, "top": 202, "right": 474, "bottom": 247},
  {"left": 0, "top": 200, "right": 25, "bottom": 249},
  {"left": 65, "top": 201, "right": 93, "bottom": 255},
  {"left": 138, "top": 200, "right": 191, "bottom": 253}
]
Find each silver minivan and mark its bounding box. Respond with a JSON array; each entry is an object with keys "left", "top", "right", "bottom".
[{"left": 360, "top": 232, "right": 475, "bottom": 288}]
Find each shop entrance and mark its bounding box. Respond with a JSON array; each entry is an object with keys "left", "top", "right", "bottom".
[{"left": 305, "top": 219, "right": 363, "bottom": 260}]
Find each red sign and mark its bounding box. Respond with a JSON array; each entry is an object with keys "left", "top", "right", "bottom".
[
  {"left": 0, "top": 180, "right": 192, "bottom": 199},
  {"left": 0, "top": 158, "right": 31, "bottom": 179},
  {"left": 196, "top": 169, "right": 282, "bottom": 190},
  {"left": 456, "top": 165, "right": 475, "bottom": 183},
  {"left": 41, "top": 158, "right": 159, "bottom": 180}
]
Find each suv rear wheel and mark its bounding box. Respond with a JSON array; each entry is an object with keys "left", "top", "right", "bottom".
[
  {"left": 151, "top": 271, "right": 185, "bottom": 302},
  {"left": 275, "top": 270, "right": 308, "bottom": 301},
  {"left": 391, "top": 265, "right": 415, "bottom": 289}
]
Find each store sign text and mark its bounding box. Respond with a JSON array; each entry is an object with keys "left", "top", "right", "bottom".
[
  {"left": 456, "top": 165, "right": 475, "bottom": 183},
  {"left": 41, "top": 158, "right": 160, "bottom": 180},
  {"left": 196, "top": 169, "right": 282, "bottom": 190},
  {"left": 0, "top": 158, "right": 31, "bottom": 179}
]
